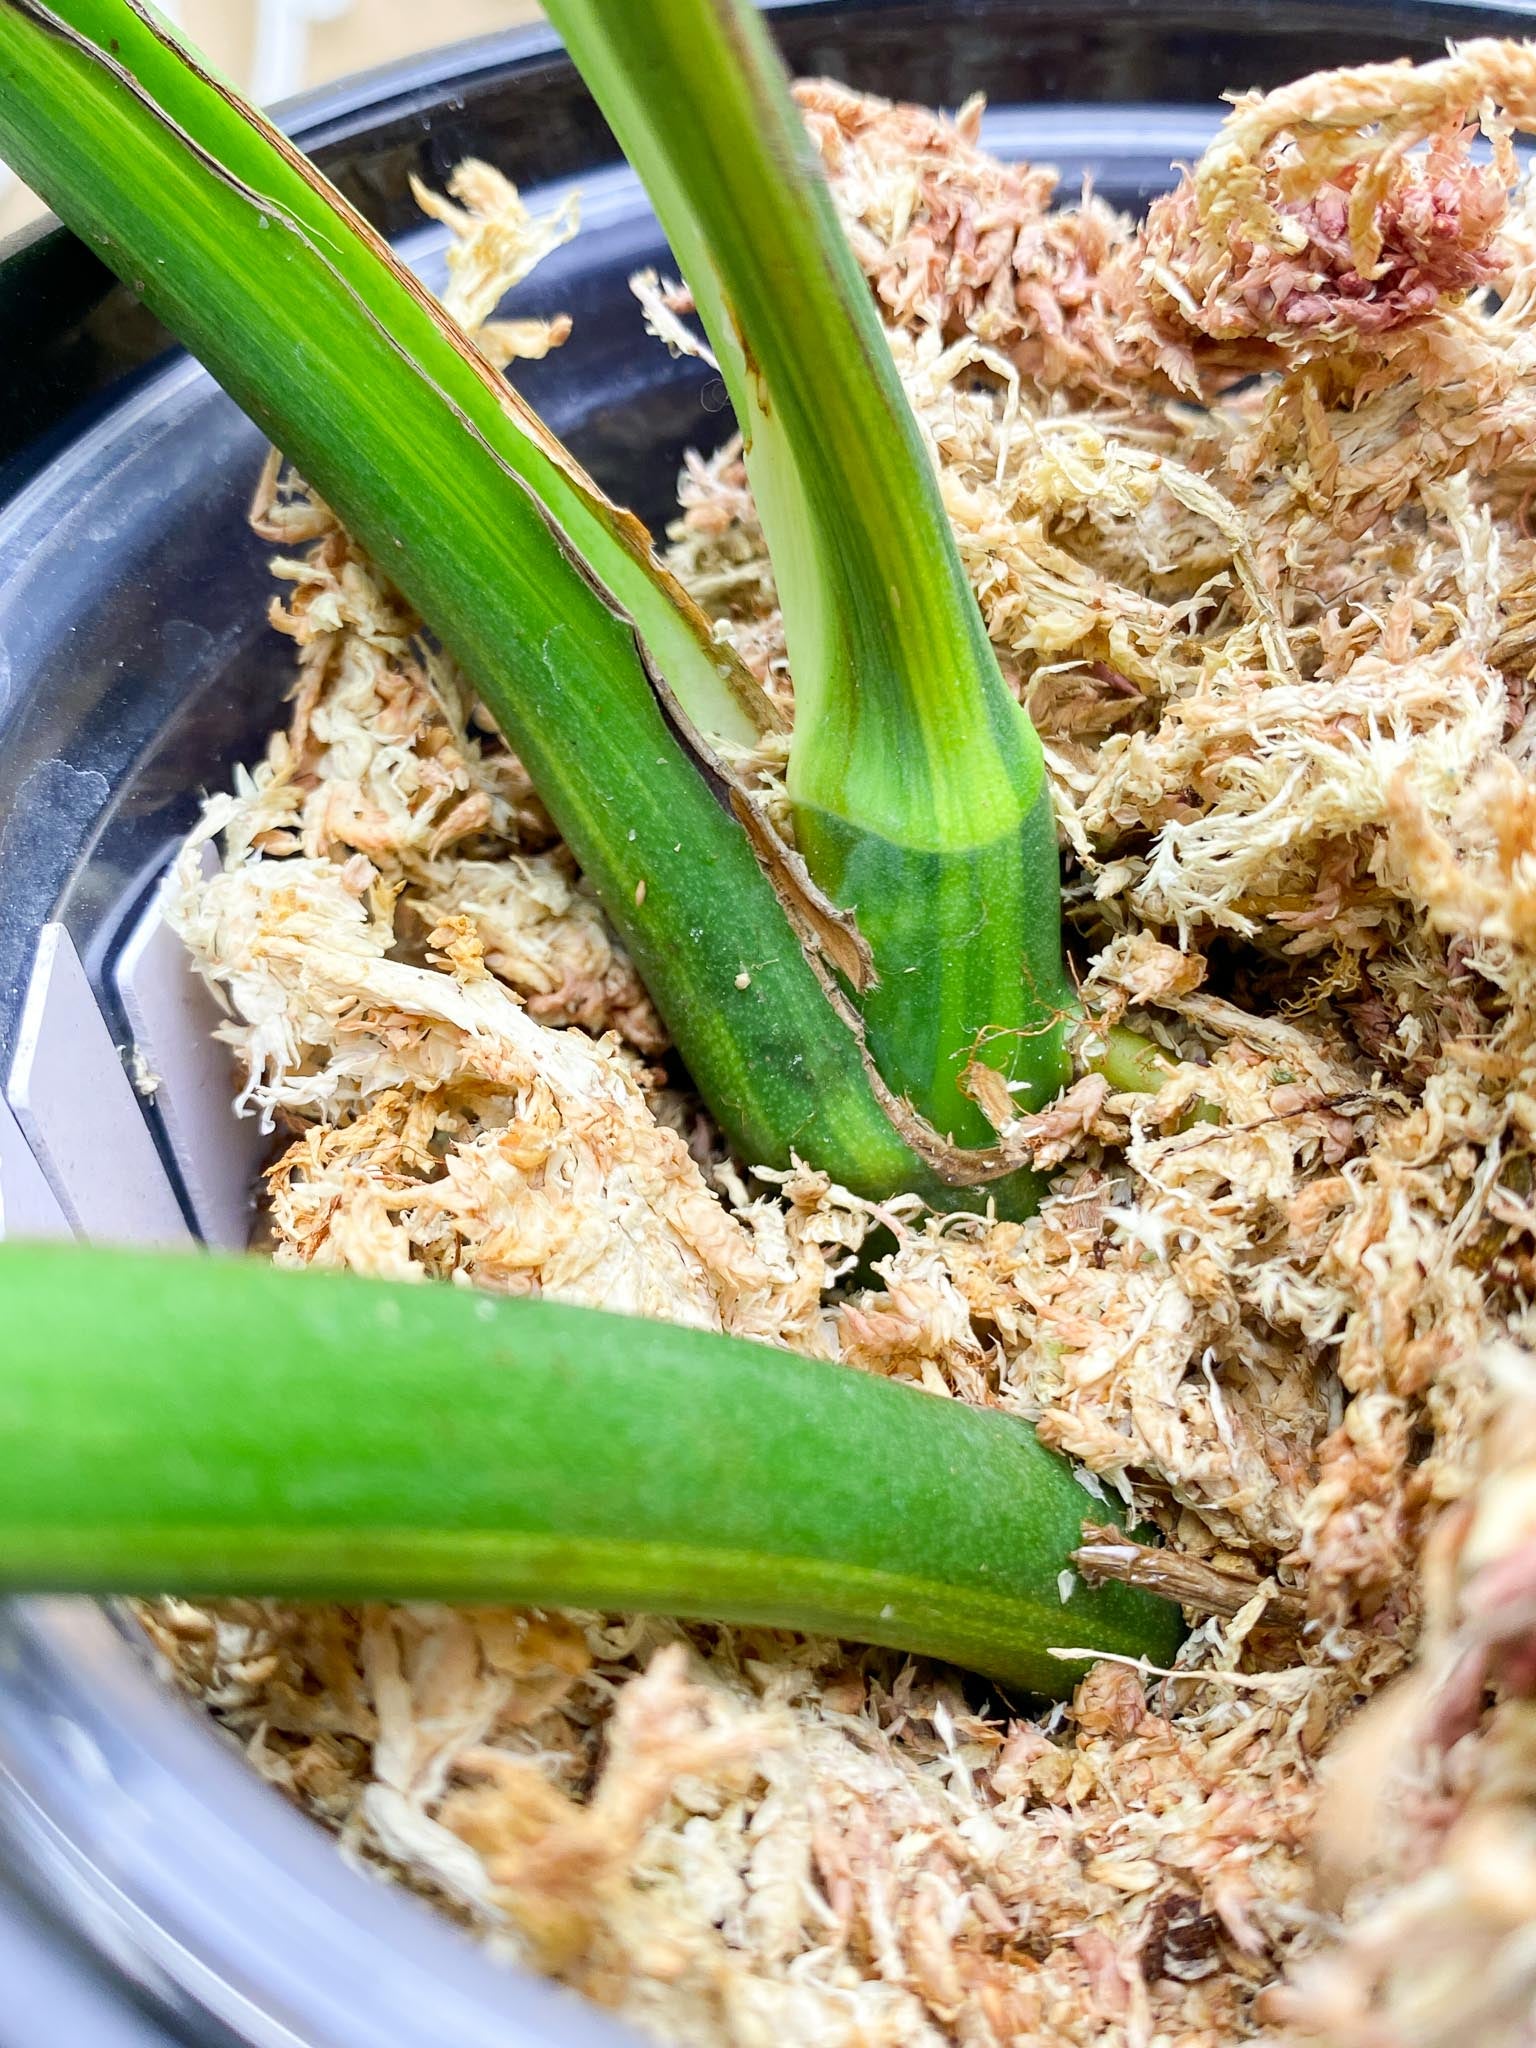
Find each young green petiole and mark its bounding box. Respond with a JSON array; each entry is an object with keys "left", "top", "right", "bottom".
[{"left": 0, "top": 1246, "right": 1183, "bottom": 1692}]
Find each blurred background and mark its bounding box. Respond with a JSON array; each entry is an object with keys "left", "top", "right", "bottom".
[{"left": 0, "top": 0, "right": 545, "bottom": 238}]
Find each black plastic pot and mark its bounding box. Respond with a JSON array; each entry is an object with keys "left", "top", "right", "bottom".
[{"left": 0, "top": 5, "right": 1530, "bottom": 2043}]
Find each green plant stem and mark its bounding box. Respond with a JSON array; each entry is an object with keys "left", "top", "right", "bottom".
[
  {"left": 0, "top": 1246, "right": 1182, "bottom": 1691},
  {"left": 0, "top": 0, "right": 1020, "bottom": 1208},
  {"left": 1091, "top": 1023, "right": 1223, "bottom": 1126},
  {"left": 545, "top": 0, "right": 1076, "bottom": 1143},
  {"left": 1095, "top": 1024, "right": 1182, "bottom": 1095}
]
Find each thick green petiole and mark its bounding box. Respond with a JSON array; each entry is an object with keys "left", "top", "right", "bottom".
[
  {"left": 545, "top": 0, "right": 1077, "bottom": 1145},
  {"left": 0, "top": 0, "right": 1032, "bottom": 1208},
  {"left": 0, "top": 1246, "right": 1182, "bottom": 1691}
]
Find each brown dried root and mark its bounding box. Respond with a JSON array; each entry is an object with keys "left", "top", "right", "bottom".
[{"left": 1072, "top": 1524, "right": 1306, "bottom": 1629}]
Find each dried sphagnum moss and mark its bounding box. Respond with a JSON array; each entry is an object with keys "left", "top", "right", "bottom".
[{"left": 148, "top": 47, "right": 1536, "bottom": 2045}]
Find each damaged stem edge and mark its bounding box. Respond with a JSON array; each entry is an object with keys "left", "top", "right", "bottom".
[{"left": 0, "top": 0, "right": 1043, "bottom": 1209}]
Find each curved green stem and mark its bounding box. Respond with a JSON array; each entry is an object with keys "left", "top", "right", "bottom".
[
  {"left": 545, "top": 0, "right": 1076, "bottom": 1142},
  {"left": 0, "top": 1246, "right": 1182, "bottom": 1692}
]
